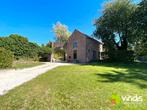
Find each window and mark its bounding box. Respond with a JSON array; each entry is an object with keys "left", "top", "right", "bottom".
[{"left": 73, "top": 41, "right": 78, "bottom": 48}]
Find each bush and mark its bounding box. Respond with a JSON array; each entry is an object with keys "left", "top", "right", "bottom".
[
  {"left": 108, "top": 50, "right": 134, "bottom": 62},
  {"left": 39, "top": 46, "right": 52, "bottom": 62},
  {"left": 138, "top": 56, "right": 147, "bottom": 62},
  {"left": 0, "top": 34, "right": 41, "bottom": 60},
  {"left": 0, "top": 48, "right": 14, "bottom": 68}
]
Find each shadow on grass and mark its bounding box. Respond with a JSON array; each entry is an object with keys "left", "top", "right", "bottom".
[
  {"left": 88, "top": 62, "right": 147, "bottom": 70},
  {"left": 89, "top": 62, "right": 147, "bottom": 89}
]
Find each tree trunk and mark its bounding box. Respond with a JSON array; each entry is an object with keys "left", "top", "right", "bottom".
[{"left": 121, "top": 37, "right": 128, "bottom": 50}]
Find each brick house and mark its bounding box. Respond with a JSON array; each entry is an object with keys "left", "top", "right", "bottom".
[{"left": 66, "top": 29, "right": 103, "bottom": 63}]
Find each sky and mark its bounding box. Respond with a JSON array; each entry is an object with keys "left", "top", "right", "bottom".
[{"left": 0, "top": 0, "right": 141, "bottom": 45}]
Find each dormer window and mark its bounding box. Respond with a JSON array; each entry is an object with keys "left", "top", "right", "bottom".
[{"left": 73, "top": 41, "right": 78, "bottom": 48}]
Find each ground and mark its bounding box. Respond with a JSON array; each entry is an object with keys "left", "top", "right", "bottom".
[
  {"left": 0, "top": 62, "right": 147, "bottom": 110},
  {"left": 0, "top": 63, "right": 70, "bottom": 95}
]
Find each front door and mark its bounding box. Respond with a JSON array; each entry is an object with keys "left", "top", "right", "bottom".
[{"left": 73, "top": 50, "right": 77, "bottom": 60}]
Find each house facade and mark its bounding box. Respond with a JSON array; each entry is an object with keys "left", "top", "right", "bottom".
[{"left": 66, "top": 30, "right": 103, "bottom": 63}]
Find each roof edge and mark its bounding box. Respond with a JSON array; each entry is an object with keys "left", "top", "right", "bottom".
[{"left": 72, "top": 29, "right": 103, "bottom": 44}]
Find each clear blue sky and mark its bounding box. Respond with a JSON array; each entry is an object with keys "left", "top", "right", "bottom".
[{"left": 0, "top": 0, "right": 140, "bottom": 44}]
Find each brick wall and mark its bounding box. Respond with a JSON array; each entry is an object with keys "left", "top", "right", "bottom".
[
  {"left": 86, "top": 37, "right": 100, "bottom": 62},
  {"left": 66, "top": 30, "right": 87, "bottom": 63},
  {"left": 66, "top": 30, "right": 102, "bottom": 63}
]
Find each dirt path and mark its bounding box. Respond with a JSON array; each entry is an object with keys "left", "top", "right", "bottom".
[{"left": 0, "top": 62, "right": 71, "bottom": 96}]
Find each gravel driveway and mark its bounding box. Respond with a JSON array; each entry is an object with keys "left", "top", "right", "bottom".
[{"left": 0, "top": 62, "right": 71, "bottom": 96}]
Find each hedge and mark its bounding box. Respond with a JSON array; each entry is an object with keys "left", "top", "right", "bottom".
[
  {"left": 108, "top": 50, "right": 134, "bottom": 62},
  {"left": 0, "top": 48, "right": 14, "bottom": 68},
  {"left": 0, "top": 34, "right": 41, "bottom": 60}
]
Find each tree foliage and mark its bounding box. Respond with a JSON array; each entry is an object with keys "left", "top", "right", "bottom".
[
  {"left": 0, "top": 48, "right": 14, "bottom": 68},
  {"left": 39, "top": 45, "right": 52, "bottom": 62},
  {"left": 53, "top": 22, "right": 71, "bottom": 43},
  {"left": 131, "top": 0, "right": 147, "bottom": 56},
  {"left": 94, "top": 0, "right": 137, "bottom": 50},
  {"left": 0, "top": 34, "right": 53, "bottom": 61},
  {"left": 0, "top": 34, "right": 41, "bottom": 60},
  {"left": 94, "top": 0, "right": 147, "bottom": 61}
]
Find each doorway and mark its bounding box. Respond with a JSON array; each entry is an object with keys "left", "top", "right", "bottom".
[
  {"left": 93, "top": 50, "right": 96, "bottom": 60},
  {"left": 73, "top": 50, "right": 77, "bottom": 60}
]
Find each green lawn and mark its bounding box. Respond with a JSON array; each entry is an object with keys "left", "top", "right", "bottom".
[
  {"left": 0, "top": 62, "right": 147, "bottom": 110},
  {"left": 12, "top": 61, "right": 44, "bottom": 69}
]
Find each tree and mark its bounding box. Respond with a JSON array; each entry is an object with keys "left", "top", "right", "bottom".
[
  {"left": 0, "top": 34, "right": 41, "bottom": 60},
  {"left": 52, "top": 22, "right": 71, "bottom": 61},
  {"left": 39, "top": 45, "right": 52, "bottom": 62},
  {"left": 53, "top": 22, "right": 71, "bottom": 43},
  {"left": 94, "top": 0, "right": 137, "bottom": 50},
  {"left": 46, "top": 41, "right": 52, "bottom": 48},
  {"left": 94, "top": 0, "right": 137, "bottom": 62},
  {"left": 132, "top": 0, "right": 147, "bottom": 34},
  {"left": 131, "top": 0, "right": 147, "bottom": 56},
  {"left": 0, "top": 48, "right": 14, "bottom": 68}
]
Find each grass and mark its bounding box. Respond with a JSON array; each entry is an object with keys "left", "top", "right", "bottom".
[
  {"left": 0, "top": 62, "right": 147, "bottom": 110},
  {"left": 12, "top": 60, "right": 44, "bottom": 69}
]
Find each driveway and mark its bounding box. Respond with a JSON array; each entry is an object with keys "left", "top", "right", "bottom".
[{"left": 0, "top": 62, "right": 71, "bottom": 95}]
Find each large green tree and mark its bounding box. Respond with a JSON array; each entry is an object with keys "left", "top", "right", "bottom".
[
  {"left": 94, "top": 0, "right": 138, "bottom": 62},
  {"left": 131, "top": 0, "right": 147, "bottom": 56},
  {"left": 94, "top": 0, "right": 137, "bottom": 50}
]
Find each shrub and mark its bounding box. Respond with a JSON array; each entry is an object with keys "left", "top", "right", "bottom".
[
  {"left": 138, "top": 56, "right": 147, "bottom": 62},
  {"left": 0, "top": 34, "right": 41, "bottom": 60},
  {"left": 0, "top": 48, "right": 14, "bottom": 68},
  {"left": 39, "top": 46, "right": 52, "bottom": 62},
  {"left": 108, "top": 50, "right": 134, "bottom": 62}
]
